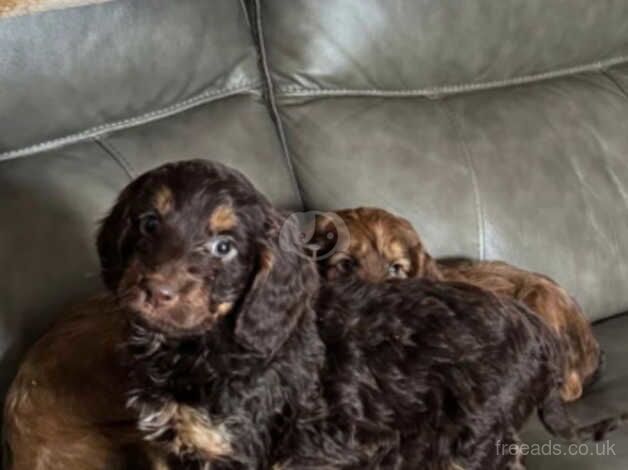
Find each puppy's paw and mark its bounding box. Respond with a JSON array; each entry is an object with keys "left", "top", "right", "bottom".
[{"left": 134, "top": 400, "right": 232, "bottom": 462}]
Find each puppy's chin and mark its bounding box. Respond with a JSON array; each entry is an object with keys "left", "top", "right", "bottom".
[{"left": 119, "top": 287, "right": 233, "bottom": 337}]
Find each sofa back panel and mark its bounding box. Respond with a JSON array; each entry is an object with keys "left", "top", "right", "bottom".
[
  {"left": 282, "top": 68, "right": 628, "bottom": 321},
  {"left": 278, "top": 96, "right": 480, "bottom": 259},
  {"left": 0, "top": 0, "right": 259, "bottom": 156},
  {"left": 262, "top": 0, "right": 628, "bottom": 95},
  {"left": 102, "top": 94, "right": 302, "bottom": 210},
  {"left": 447, "top": 73, "right": 628, "bottom": 322},
  {"left": 0, "top": 143, "right": 128, "bottom": 408}
]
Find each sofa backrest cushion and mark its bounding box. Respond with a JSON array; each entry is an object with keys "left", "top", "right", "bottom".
[
  {"left": 0, "top": 0, "right": 260, "bottom": 159},
  {"left": 259, "top": 0, "right": 628, "bottom": 321}
]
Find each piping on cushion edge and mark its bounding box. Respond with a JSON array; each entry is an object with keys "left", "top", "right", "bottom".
[
  {"left": 275, "top": 55, "right": 628, "bottom": 98},
  {"left": 0, "top": 82, "right": 262, "bottom": 163}
]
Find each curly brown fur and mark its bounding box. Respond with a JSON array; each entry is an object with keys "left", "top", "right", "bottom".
[
  {"left": 313, "top": 207, "right": 603, "bottom": 403},
  {"left": 93, "top": 161, "right": 620, "bottom": 469}
]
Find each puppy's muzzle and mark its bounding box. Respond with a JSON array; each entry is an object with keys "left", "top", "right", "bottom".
[
  {"left": 139, "top": 275, "right": 180, "bottom": 310},
  {"left": 120, "top": 261, "right": 210, "bottom": 329}
]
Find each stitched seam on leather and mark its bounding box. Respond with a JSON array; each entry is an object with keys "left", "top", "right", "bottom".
[
  {"left": 93, "top": 137, "right": 135, "bottom": 179},
  {"left": 0, "top": 83, "right": 262, "bottom": 163},
  {"left": 276, "top": 55, "right": 628, "bottom": 98},
  {"left": 441, "top": 103, "right": 485, "bottom": 260},
  {"left": 250, "top": 0, "right": 305, "bottom": 210}
]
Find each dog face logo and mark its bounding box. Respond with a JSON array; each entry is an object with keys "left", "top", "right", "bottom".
[{"left": 279, "top": 211, "right": 350, "bottom": 261}]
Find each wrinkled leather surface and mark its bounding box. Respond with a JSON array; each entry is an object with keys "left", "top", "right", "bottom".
[
  {"left": 0, "top": 0, "right": 259, "bottom": 154},
  {"left": 102, "top": 94, "right": 301, "bottom": 210},
  {"left": 278, "top": 96, "right": 479, "bottom": 258},
  {"left": 0, "top": 143, "right": 127, "bottom": 410},
  {"left": 522, "top": 312, "right": 628, "bottom": 469},
  {"left": 608, "top": 63, "right": 628, "bottom": 90},
  {"left": 277, "top": 68, "right": 628, "bottom": 321},
  {"left": 263, "top": 0, "right": 628, "bottom": 93}
]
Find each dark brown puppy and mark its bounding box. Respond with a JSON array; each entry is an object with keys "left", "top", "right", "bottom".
[
  {"left": 94, "top": 160, "right": 620, "bottom": 469},
  {"left": 313, "top": 207, "right": 602, "bottom": 403}
]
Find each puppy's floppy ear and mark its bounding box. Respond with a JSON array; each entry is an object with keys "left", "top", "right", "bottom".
[
  {"left": 235, "top": 208, "right": 318, "bottom": 357},
  {"left": 97, "top": 189, "right": 133, "bottom": 291}
]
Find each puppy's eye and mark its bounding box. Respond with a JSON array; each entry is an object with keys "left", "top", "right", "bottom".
[
  {"left": 209, "top": 237, "right": 237, "bottom": 260},
  {"left": 139, "top": 213, "right": 160, "bottom": 236},
  {"left": 388, "top": 262, "right": 408, "bottom": 280},
  {"left": 335, "top": 257, "right": 356, "bottom": 274}
]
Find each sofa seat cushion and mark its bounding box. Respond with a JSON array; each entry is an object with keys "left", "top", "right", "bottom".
[{"left": 523, "top": 312, "right": 628, "bottom": 468}]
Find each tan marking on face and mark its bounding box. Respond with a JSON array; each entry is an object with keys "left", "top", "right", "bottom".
[
  {"left": 209, "top": 205, "right": 237, "bottom": 232},
  {"left": 215, "top": 302, "right": 233, "bottom": 317},
  {"left": 153, "top": 186, "right": 174, "bottom": 215}
]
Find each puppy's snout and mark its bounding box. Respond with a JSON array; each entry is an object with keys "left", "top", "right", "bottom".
[{"left": 141, "top": 276, "right": 180, "bottom": 309}]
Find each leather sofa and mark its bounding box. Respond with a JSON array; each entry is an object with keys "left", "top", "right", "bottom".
[{"left": 2, "top": 1, "right": 628, "bottom": 468}]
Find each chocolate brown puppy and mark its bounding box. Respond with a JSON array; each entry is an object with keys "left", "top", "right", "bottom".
[{"left": 314, "top": 207, "right": 602, "bottom": 402}]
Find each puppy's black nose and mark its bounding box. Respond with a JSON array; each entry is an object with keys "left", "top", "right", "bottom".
[{"left": 141, "top": 278, "right": 179, "bottom": 308}]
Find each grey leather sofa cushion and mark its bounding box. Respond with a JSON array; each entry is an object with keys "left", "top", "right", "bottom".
[
  {"left": 259, "top": 0, "right": 628, "bottom": 321},
  {"left": 0, "top": 0, "right": 260, "bottom": 158},
  {"left": 271, "top": 67, "right": 628, "bottom": 322},
  {"left": 0, "top": 143, "right": 126, "bottom": 401},
  {"left": 100, "top": 94, "right": 301, "bottom": 210},
  {"left": 262, "top": 0, "right": 628, "bottom": 95}
]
